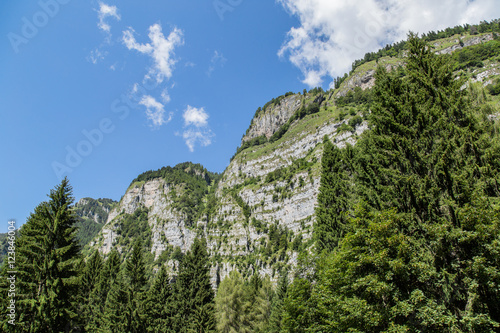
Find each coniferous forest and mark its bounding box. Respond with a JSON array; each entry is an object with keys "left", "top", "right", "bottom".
[{"left": 1, "top": 33, "right": 500, "bottom": 332}]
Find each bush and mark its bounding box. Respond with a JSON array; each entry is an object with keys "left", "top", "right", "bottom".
[
  {"left": 487, "top": 79, "right": 500, "bottom": 95},
  {"left": 348, "top": 115, "right": 363, "bottom": 128}
]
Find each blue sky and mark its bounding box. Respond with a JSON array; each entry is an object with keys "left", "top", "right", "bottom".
[{"left": 1, "top": 0, "right": 499, "bottom": 232}]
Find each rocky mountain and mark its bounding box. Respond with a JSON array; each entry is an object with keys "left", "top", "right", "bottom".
[{"left": 84, "top": 29, "right": 500, "bottom": 286}]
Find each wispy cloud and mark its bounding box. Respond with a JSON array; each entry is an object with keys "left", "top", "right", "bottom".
[
  {"left": 206, "top": 50, "right": 226, "bottom": 77},
  {"left": 278, "top": 0, "right": 500, "bottom": 87},
  {"left": 97, "top": 2, "right": 121, "bottom": 34},
  {"left": 182, "top": 129, "right": 214, "bottom": 152},
  {"left": 161, "top": 88, "right": 171, "bottom": 103},
  {"left": 139, "top": 95, "right": 173, "bottom": 127},
  {"left": 123, "top": 24, "right": 184, "bottom": 84},
  {"left": 88, "top": 48, "right": 107, "bottom": 64},
  {"left": 89, "top": 3, "right": 121, "bottom": 64},
  {"left": 180, "top": 106, "right": 214, "bottom": 152}
]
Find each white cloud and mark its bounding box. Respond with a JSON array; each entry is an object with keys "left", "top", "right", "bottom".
[
  {"left": 180, "top": 105, "right": 214, "bottom": 151},
  {"left": 97, "top": 2, "right": 121, "bottom": 33},
  {"left": 183, "top": 105, "right": 209, "bottom": 127},
  {"left": 139, "top": 95, "right": 172, "bottom": 127},
  {"left": 207, "top": 50, "right": 227, "bottom": 77},
  {"left": 123, "top": 24, "right": 184, "bottom": 83},
  {"left": 278, "top": 0, "right": 500, "bottom": 87},
  {"left": 182, "top": 128, "right": 214, "bottom": 152}
]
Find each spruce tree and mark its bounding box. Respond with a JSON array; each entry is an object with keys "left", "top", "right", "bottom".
[
  {"left": 125, "top": 239, "right": 147, "bottom": 333},
  {"left": 12, "top": 178, "right": 80, "bottom": 332},
  {"left": 102, "top": 271, "right": 129, "bottom": 333},
  {"left": 89, "top": 248, "right": 121, "bottom": 332},
  {"left": 267, "top": 271, "right": 288, "bottom": 332},
  {"left": 78, "top": 249, "right": 103, "bottom": 331},
  {"left": 144, "top": 265, "right": 174, "bottom": 332},
  {"left": 315, "top": 137, "right": 352, "bottom": 252},
  {"left": 173, "top": 237, "right": 215, "bottom": 332}
]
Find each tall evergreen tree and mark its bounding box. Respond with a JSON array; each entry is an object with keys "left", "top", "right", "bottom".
[
  {"left": 78, "top": 249, "right": 103, "bottom": 331},
  {"left": 125, "top": 239, "right": 147, "bottom": 333},
  {"left": 8, "top": 178, "right": 80, "bottom": 332},
  {"left": 87, "top": 248, "right": 121, "bottom": 332},
  {"left": 173, "top": 237, "right": 216, "bottom": 332},
  {"left": 267, "top": 271, "right": 288, "bottom": 332},
  {"left": 102, "top": 239, "right": 148, "bottom": 333},
  {"left": 215, "top": 270, "right": 247, "bottom": 333},
  {"left": 102, "top": 270, "right": 129, "bottom": 333},
  {"left": 315, "top": 137, "right": 352, "bottom": 252},
  {"left": 144, "top": 265, "right": 174, "bottom": 332}
]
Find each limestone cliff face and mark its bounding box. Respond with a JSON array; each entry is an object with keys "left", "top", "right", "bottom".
[
  {"left": 242, "top": 94, "right": 302, "bottom": 142},
  {"left": 94, "top": 178, "right": 195, "bottom": 257}
]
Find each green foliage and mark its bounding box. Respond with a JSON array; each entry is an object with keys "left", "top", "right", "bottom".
[
  {"left": 102, "top": 271, "right": 130, "bottom": 332},
  {"left": 172, "top": 237, "right": 216, "bottom": 332},
  {"left": 351, "top": 40, "right": 407, "bottom": 73},
  {"left": 144, "top": 265, "right": 175, "bottom": 332},
  {"left": 74, "top": 197, "right": 116, "bottom": 247},
  {"left": 0, "top": 178, "right": 81, "bottom": 331},
  {"left": 231, "top": 191, "right": 251, "bottom": 221},
  {"left": 297, "top": 33, "right": 500, "bottom": 332},
  {"left": 215, "top": 270, "right": 272, "bottom": 332},
  {"left": 264, "top": 156, "right": 315, "bottom": 184},
  {"left": 78, "top": 249, "right": 103, "bottom": 330},
  {"left": 452, "top": 39, "right": 500, "bottom": 70},
  {"left": 336, "top": 86, "right": 373, "bottom": 106},
  {"left": 86, "top": 248, "right": 121, "bottom": 331},
  {"left": 315, "top": 139, "right": 352, "bottom": 252},
  {"left": 348, "top": 114, "right": 363, "bottom": 128},
  {"left": 234, "top": 135, "right": 267, "bottom": 158},
  {"left": 74, "top": 217, "right": 104, "bottom": 246},
  {"left": 487, "top": 78, "right": 500, "bottom": 95},
  {"left": 117, "top": 208, "right": 151, "bottom": 247},
  {"left": 267, "top": 271, "right": 288, "bottom": 332}
]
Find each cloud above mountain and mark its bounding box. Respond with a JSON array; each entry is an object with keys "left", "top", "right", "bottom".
[
  {"left": 181, "top": 106, "right": 214, "bottom": 152},
  {"left": 123, "top": 24, "right": 184, "bottom": 84},
  {"left": 278, "top": 0, "right": 500, "bottom": 87}
]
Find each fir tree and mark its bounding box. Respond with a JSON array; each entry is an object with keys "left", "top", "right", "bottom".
[
  {"left": 88, "top": 248, "right": 121, "bottom": 332},
  {"left": 78, "top": 249, "right": 103, "bottom": 331},
  {"left": 124, "top": 239, "right": 147, "bottom": 333},
  {"left": 144, "top": 265, "right": 174, "bottom": 332},
  {"left": 102, "top": 271, "right": 129, "bottom": 333},
  {"left": 10, "top": 178, "right": 80, "bottom": 332},
  {"left": 267, "top": 271, "right": 288, "bottom": 332},
  {"left": 315, "top": 137, "right": 352, "bottom": 252},
  {"left": 173, "top": 237, "right": 215, "bottom": 332}
]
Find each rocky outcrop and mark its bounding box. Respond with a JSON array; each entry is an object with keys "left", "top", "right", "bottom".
[
  {"left": 95, "top": 179, "right": 195, "bottom": 257},
  {"left": 336, "top": 61, "right": 401, "bottom": 97},
  {"left": 435, "top": 33, "right": 494, "bottom": 55},
  {"left": 242, "top": 94, "right": 302, "bottom": 142}
]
